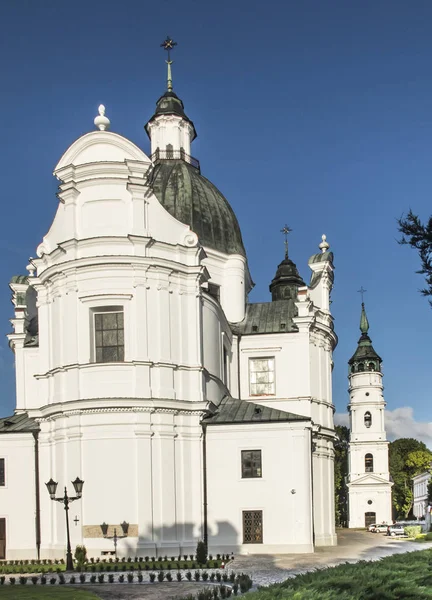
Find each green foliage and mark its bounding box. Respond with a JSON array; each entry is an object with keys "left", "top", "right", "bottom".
[
  {"left": 405, "top": 525, "right": 422, "bottom": 537},
  {"left": 196, "top": 540, "right": 207, "bottom": 565},
  {"left": 389, "top": 438, "right": 431, "bottom": 519},
  {"left": 398, "top": 210, "right": 432, "bottom": 304},
  {"left": 235, "top": 549, "right": 432, "bottom": 599},
  {"left": 334, "top": 425, "right": 349, "bottom": 526},
  {"left": 74, "top": 545, "right": 87, "bottom": 571}
]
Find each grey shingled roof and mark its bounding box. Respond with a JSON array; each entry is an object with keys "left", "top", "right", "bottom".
[
  {"left": 230, "top": 300, "right": 298, "bottom": 335},
  {"left": 0, "top": 413, "right": 39, "bottom": 434},
  {"left": 203, "top": 396, "right": 309, "bottom": 425}
]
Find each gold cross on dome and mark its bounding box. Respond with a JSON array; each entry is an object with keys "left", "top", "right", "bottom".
[
  {"left": 280, "top": 224, "right": 292, "bottom": 259},
  {"left": 161, "top": 37, "right": 177, "bottom": 61}
]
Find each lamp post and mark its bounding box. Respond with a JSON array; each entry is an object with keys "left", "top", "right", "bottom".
[
  {"left": 100, "top": 521, "right": 129, "bottom": 558},
  {"left": 45, "top": 477, "right": 84, "bottom": 571}
]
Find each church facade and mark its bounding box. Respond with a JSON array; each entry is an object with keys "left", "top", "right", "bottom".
[{"left": 1, "top": 56, "right": 338, "bottom": 559}]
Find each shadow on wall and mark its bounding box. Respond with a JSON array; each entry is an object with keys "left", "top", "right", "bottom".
[{"left": 111, "top": 521, "right": 240, "bottom": 558}]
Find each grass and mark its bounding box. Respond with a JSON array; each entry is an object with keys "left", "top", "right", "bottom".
[
  {"left": 245, "top": 548, "right": 432, "bottom": 599},
  {"left": 0, "top": 588, "right": 99, "bottom": 599}
]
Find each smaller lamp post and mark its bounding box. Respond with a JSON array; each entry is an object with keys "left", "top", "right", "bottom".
[
  {"left": 45, "top": 477, "right": 84, "bottom": 571},
  {"left": 100, "top": 521, "right": 129, "bottom": 558}
]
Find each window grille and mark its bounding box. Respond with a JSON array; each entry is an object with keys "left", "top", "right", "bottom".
[
  {"left": 249, "top": 358, "right": 275, "bottom": 396},
  {"left": 241, "top": 450, "right": 262, "bottom": 478},
  {"left": 94, "top": 311, "right": 124, "bottom": 363},
  {"left": 242, "top": 510, "right": 263, "bottom": 543},
  {"left": 364, "top": 412, "right": 372, "bottom": 428},
  {"left": 365, "top": 453, "right": 374, "bottom": 473}
]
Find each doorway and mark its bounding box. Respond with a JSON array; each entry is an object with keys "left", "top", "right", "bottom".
[
  {"left": 0, "top": 519, "right": 5, "bottom": 559},
  {"left": 365, "top": 512, "right": 376, "bottom": 528}
]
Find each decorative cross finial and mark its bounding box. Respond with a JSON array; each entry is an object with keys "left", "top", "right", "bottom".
[
  {"left": 280, "top": 224, "right": 292, "bottom": 259},
  {"left": 357, "top": 286, "right": 367, "bottom": 304},
  {"left": 161, "top": 36, "right": 177, "bottom": 92}
]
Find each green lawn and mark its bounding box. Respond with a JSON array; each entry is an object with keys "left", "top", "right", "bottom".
[
  {"left": 0, "top": 588, "right": 99, "bottom": 599},
  {"left": 245, "top": 549, "right": 432, "bottom": 599}
]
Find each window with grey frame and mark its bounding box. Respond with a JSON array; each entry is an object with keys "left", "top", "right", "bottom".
[
  {"left": 365, "top": 453, "right": 374, "bottom": 473},
  {"left": 94, "top": 310, "right": 124, "bottom": 363},
  {"left": 249, "top": 357, "right": 275, "bottom": 396},
  {"left": 243, "top": 510, "right": 263, "bottom": 543},
  {"left": 0, "top": 459, "right": 4, "bottom": 487},
  {"left": 241, "top": 450, "right": 262, "bottom": 478}
]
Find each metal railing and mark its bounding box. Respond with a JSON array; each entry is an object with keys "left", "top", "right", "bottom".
[{"left": 151, "top": 148, "right": 200, "bottom": 171}]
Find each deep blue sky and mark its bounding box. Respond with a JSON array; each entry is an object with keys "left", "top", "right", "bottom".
[{"left": 1, "top": 1, "right": 431, "bottom": 439}]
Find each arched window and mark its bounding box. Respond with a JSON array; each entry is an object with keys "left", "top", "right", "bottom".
[
  {"left": 365, "top": 453, "right": 374, "bottom": 472},
  {"left": 166, "top": 143, "right": 174, "bottom": 159},
  {"left": 364, "top": 412, "right": 372, "bottom": 428},
  {"left": 358, "top": 363, "right": 364, "bottom": 372},
  {"left": 368, "top": 362, "right": 375, "bottom": 371}
]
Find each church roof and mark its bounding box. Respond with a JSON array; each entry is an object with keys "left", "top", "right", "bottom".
[
  {"left": 348, "top": 303, "right": 382, "bottom": 365},
  {"left": 204, "top": 396, "right": 309, "bottom": 425},
  {"left": 150, "top": 160, "right": 246, "bottom": 257},
  {"left": 0, "top": 412, "right": 39, "bottom": 434},
  {"left": 230, "top": 300, "right": 298, "bottom": 334}
]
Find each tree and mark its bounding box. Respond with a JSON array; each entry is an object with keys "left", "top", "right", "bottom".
[
  {"left": 398, "top": 210, "right": 432, "bottom": 305},
  {"left": 389, "top": 438, "right": 432, "bottom": 519},
  {"left": 334, "top": 425, "right": 350, "bottom": 527}
]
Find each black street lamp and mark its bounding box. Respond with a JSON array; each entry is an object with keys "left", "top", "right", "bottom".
[
  {"left": 45, "top": 477, "right": 84, "bottom": 571},
  {"left": 100, "top": 521, "right": 129, "bottom": 558}
]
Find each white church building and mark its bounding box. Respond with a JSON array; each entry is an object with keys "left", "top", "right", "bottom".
[
  {"left": 346, "top": 303, "right": 393, "bottom": 528},
  {"left": 1, "top": 48, "right": 338, "bottom": 560}
]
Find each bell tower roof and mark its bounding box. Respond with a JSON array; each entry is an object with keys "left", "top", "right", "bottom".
[
  {"left": 269, "top": 226, "right": 305, "bottom": 301},
  {"left": 348, "top": 302, "right": 382, "bottom": 370}
]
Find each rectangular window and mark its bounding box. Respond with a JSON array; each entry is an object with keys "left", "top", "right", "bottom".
[
  {"left": 94, "top": 310, "right": 124, "bottom": 363},
  {"left": 243, "top": 510, "right": 263, "bottom": 544},
  {"left": 241, "top": 450, "right": 262, "bottom": 478},
  {"left": 249, "top": 358, "right": 275, "bottom": 396},
  {"left": 0, "top": 459, "right": 4, "bottom": 487}
]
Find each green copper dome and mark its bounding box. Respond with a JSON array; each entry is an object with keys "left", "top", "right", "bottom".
[
  {"left": 349, "top": 303, "right": 382, "bottom": 373},
  {"left": 269, "top": 257, "right": 305, "bottom": 301},
  {"left": 145, "top": 91, "right": 197, "bottom": 140},
  {"left": 150, "top": 160, "right": 246, "bottom": 257}
]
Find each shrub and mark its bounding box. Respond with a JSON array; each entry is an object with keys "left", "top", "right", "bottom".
[
  {"left": 202, "top": 570, "right": 209, "bottom": 581},
  {"left": 31, "top": 576, "right": 38, "bottom": 585},
  {"left": 220, "top": 584, "right": 227, "bottom": 598},
  {"left": 194, "top": 570, "right": 201, "bottom": 581},
  {"left": 184, "top": 563, "right": 188, "bottom": 569},
  {"left": 184, "top": 555, "right": 188, "bottom": 561},
  {"left": 127, "top": 573, "right": 134, "bottom": 583},
  {"left": 49, "top": 577, "right": 56, "bottom": 585},
  {"left": 98, "top": 574, "right": 105, "bottom": 583},
  {"left": 213, "top": 561, "right": 218, "bottom": 569},
  {"left": 90, "top": 575, "right": 97, "bottom": 583},
  {"left": 164, "top": 555, "right": 168, "bottom": 561},
  {"left": 196, "top": 540, "right": 207, "bottom": 565},
  {"left": 108, "top": 574, "right": 114, "bottom": 583},
  {"left": 186, "top": 570, "right": 192, "bottom": 581},
  {"left": 166, "top": 572, "right": 173, "bottom": 581},
  {"left": 405, "top": 525, "right": 422, "bottom": 537},
  {"left": 19, "top": 576, "right": 27, "bottom": 584},
  {"left": 149, "top": 572, "right": 156, "bottom": 582},
  {"left": 232, "top": 582, "right": 239, "bottom": 595},
  {"left": 69, "top": 576, "right": 76, "bottom": 584},
  {"left": 41, "top": 576, "right": 47, "bottom": 585},
  {"left": 190, "top": 554, "right": 194, "bottom": 561},
  {"left": 145, "top": 556, "right": 149, "bottom": 562},
  {"left": 138, "top": 572, "right": 143, "bottom": 582},
  {"left": 177, "top": 571, "right": 182, "bottom": 581},
  {"left": 213, "top": 587, "right": 219, "bottom": 600},
  {"left": 237, "top": 573, "right": 252, "bottom": 592},
  {"left": 59, "top": 574, "right": 66, "bottom": 585},
  {"left": 229, "top": 572, "right": 236, "bottom": 583},
  {"left": 75, "top": 545, "right": 87, "bottom": 571},
  {"left": 222, "top": 572, "right": 228, "bottom": 582},
  {"left": 167, "top": 563, "right": 171, "bottom": 570},
  {"left": 79, "top": 574, "right": 86, "bottom": 583},
  {"left": 118, "top": 574, "right": 125, "bottom": 583},
  {"left": 171, "top": 556, "right": 175, "bottom": 562},
  {"left": 210, "top": 572, "right": 215, "bottom": 581},
  {"left": 9, "top": 577, "right": 16, "bottom": 585},
  {"left": 151, "top": 556, "right": 155, "bottom": 562},
  {"left": 157, "top": 571, "right": 165, "bottom": 582}
]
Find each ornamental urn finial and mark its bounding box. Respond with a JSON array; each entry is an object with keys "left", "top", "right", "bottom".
[
  {"left": 94, "top": 104, "right": 110, "bottom": 131},
  {"left": 319, "top": 234, "right": 330, "bottom": 253}
]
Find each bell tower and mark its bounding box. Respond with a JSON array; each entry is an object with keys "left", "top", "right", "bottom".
[{"left": 347, "top": 300, "right": 393, "bottom": 528}]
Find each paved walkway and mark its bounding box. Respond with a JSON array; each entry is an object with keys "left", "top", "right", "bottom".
[{"left": 229, "top": 529, "right": 432, "bottom": 587}]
